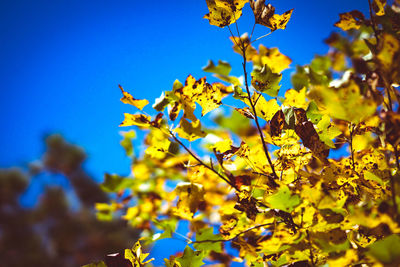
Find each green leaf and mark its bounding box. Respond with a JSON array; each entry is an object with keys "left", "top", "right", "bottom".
[
  {"left": 310, "top": 55, "right": 331, "bottom": 74},
  {"left": 203, "top": 60, "right": 231, "bottom": 76},
  {"left": 368, "top": 234, "right": 400, "bottom": 264},
  {"left": 101, "top": 173, "right": 135, "bottom": 193},
  {"left": 193, "top": 227, "right": 223, "bottom": 252},
  {"left": 177, "top": 246, "right": 205, "bottom": 267},
  {"left": 306, "top": 101, "right": 323, "bottom": 124},
  {"left": 120, "top": 130, "right": 136, "bottom": 157},
  {"left": 251, "top": 65, "right": 282, "bottom": 97},
  {"left": 282, "top": 106, "right": 295, "bottom": 129},
  {"left": 266, "top": 185, "right": 301, "bottom": 212},
  {"left": 153, "top": 218, "right": 178, "bottom": 240},
  {"left": 291, "top": 65, "right": 309, "bottom": 91}
]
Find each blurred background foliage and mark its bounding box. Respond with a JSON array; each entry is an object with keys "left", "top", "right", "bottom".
[{"left": 0, "top": 134, "right": 139, "bottom": 267}]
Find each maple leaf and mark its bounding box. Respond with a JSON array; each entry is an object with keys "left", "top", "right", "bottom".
[
  {"left": 251, "top": 64, "right": 282, "bottom": 96},
  {"left": 250, "top": 0, "right": 293, "bottom": 31},
  {"left": 119, "top": 85, "right": 149, "bottom": 110},
  {"left": 204, "top": 0, "right": 249, "bottom": 28},
  {"left": 177, "top": 246, "right": 205, "bottom": 267},
  {"left": 334, "top": 11, "right": 364, "bottom": 31},
  {"left": 119, "top": 113, "right": 151, "bottom": 127}
]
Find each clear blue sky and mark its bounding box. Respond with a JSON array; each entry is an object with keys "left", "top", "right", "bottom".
[{"left": 0, "top": 0, "right": 368, "bottom": 263}]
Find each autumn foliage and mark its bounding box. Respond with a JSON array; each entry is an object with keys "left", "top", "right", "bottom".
[{"left": 90, "top": 0, "right": 400, "bottom": 266}]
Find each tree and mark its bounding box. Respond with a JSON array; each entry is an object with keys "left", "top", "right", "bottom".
[
  {"left": 92, "top": 0, "right": 400, "bottom": 266},
  {"left": 0, "top": 135, "right": 139, "bottom": 267}
]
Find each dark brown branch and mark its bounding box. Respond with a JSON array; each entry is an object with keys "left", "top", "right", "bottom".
[
  {"left": 241, "top": 48, "right": 278, "bottom": 179},
  {"left": 306, "top": 230, "right": 315, "bottom": 266},
  {"left": 367, "top": 0, "right": 380, "bottom": 43},
  {"left": 169, "top": 130, "right": 239, "bottom": 191},
  {"left": 190, "top": 222, "right": 275, "bottom": 244}
]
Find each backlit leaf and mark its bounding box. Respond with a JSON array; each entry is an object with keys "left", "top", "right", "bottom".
[
  {"left": 251, "top": 65, "right": 282, "bottom": 96},
  {"left": 265, "top": 185, "right": 301, "bottom": 212},
  {"left": 120, "top": 113, "right": 151, "bottom": 127},
  {"left": 177, "top": 246, "right": 205, "bottom": 267},
  {"left": 334, "top": 11, "right": 364, "bottom": 31},
  {"left": 204, "top": 0, "right": 249, "bottom": 28},
  {"left": 175, "top": 118, "right": 207, "bottom": 141},
  {"left": 250, "top": 0, "right": 293, "bottom": 31},
  {"left": 193, "top": 227, "right": 223, "bottom": 252},
  {"left": 119, "top": 85, "right": 149, "bottom": 110}
]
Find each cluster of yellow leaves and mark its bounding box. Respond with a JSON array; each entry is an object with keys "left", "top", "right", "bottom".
[{"left": 91, "top": 1, "right": 400, "bottom": 266}]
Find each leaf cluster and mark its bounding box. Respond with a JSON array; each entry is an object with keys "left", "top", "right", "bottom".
[{"left": 93, "top": 0, "right": 400, "bottom": 266}]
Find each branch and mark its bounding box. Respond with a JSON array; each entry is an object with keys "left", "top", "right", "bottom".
[
  {"left": 168, "top": 130, "right": 240, "bottom": 191},
  {"left": 241, "top": 47, "right": 278, "bottom": 179},
  {"left": 367, "top": 0, "right": 380, "bottom": 43},
  {"left": 190, "top": 222, "right": 275, "bottom": 244}
]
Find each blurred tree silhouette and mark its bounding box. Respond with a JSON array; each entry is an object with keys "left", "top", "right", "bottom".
[{"left": 0, "top": 134, "right": 138, "bottom": 267}]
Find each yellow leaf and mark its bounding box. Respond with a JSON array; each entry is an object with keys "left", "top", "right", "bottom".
[
  {"left": 283, "top": 88, "right": 308, "bottom": 109},
  {"left": 249, "top": 92, "right": 280, "bottom": 121},
  {"left": 173, "top": 182, "right": 205, "bottom": 220},
  {"left": 145, "top": 129, "right": 171, "bottom": 159},
  {"left": 120, "top": 113, "right": 151, "bottom": 127},
  {"left": 119, "top": 85, "right": 149, "bottom": 110},
  {"left": 267, "top": 9, "right": 294, "bottom": 31},
  {"left": 204, "top": 0, "right": 249, "bottom": 28},
  {"left": 249, "top": 1, "right": 293, "bottom": 31},
  {"left": 174, "top": 118, "right": 207, "bottom": 141},
  {"left": 230, "top": 33, "right": 258, "bottom": 60},
  {"left": 212, "top": 139, "right": 233, "bottom": 153},
  {"left": 334, "top": 11, "right": 364, "bottom": 31},
  {"left": 252, "top": 45, "right": 292, "bottom": 73},
  {"left": 372, "top": 0, "right": 386, "bottom": 16},
  {"left": 308, "top": 81, "right": 376, "bottom": 123},
  {"left": 196, "top": 83, "right": 223, "bottom": 116},
  {"left": 376, "top": 33, "right": 400, "bottom": 83}
]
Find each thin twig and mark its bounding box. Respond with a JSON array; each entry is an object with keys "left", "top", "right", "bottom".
[
  {"left": 349, "top": 123, "right": 356, "bottom": 172},
  {"left": 249, "top": 22, "right": 257, "bottom": 41},
  {"left": 306, "top": 230, "right": 315, "bottom": 266},
  {"left": 227, "top": 25, "right": 240, "bottom": 47},
  {"left": 169, "top": 130, "right": 239, "bottom": 191},
  {"left": 367, "top": 0, "right": 380, "bottom": 43},
  {"left": 190, "top": 223, "right": 275, "bottom": 244},
  {"left": 241, "top": 48, "right": 278, "bottom": 179},
  {"left": 251, "top": 31, "right": 273, "bottom": 44}
]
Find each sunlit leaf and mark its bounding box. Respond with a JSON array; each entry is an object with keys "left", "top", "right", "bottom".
[
  {"left": 203, "top": 60, "right": 231, "bottom": 76},
  {"left": 372, "top": 0, "right": 386, "bottom": 16},
  {"left": 334, "top": 11, "right": 364, "bottom": 31},
  {"left": 204, "top": 0, "right": 249, "bottom": 28},
  {"left": 173, "top": 182, "right": 205, "bottom": 219},
  {"left": 251, "top": 65, "right": 282, "bottom": 96},
  {"left": 177, "top": 246, "right": 205, "bottom": 267},
  {"left": 265, "top": 185, "right": 301, "bottom": 212},
  {"left": 252, "top": 45, "right": 292, "bottom": 73},
  {"left": 119, "top": 85, "right": 149, "bottom": 110},
  {"left": 175, "top": 118, "right": 207, "bottom": 141},
  {"left": 250, "top": 1, "right": 293, "bottom": 31},
  {"left": 120, "top": 113, "right": 151, "bottom": 127},
  {"left": 193, "top": 227, "right": 223, "bottom": 252}
]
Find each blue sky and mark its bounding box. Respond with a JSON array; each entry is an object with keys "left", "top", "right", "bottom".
[
  {"left": 0, "top": 0, "right": 368, "bottom": 262},
  {"left": 0, "top": 0, "right": 368, "bottom": 179}
]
